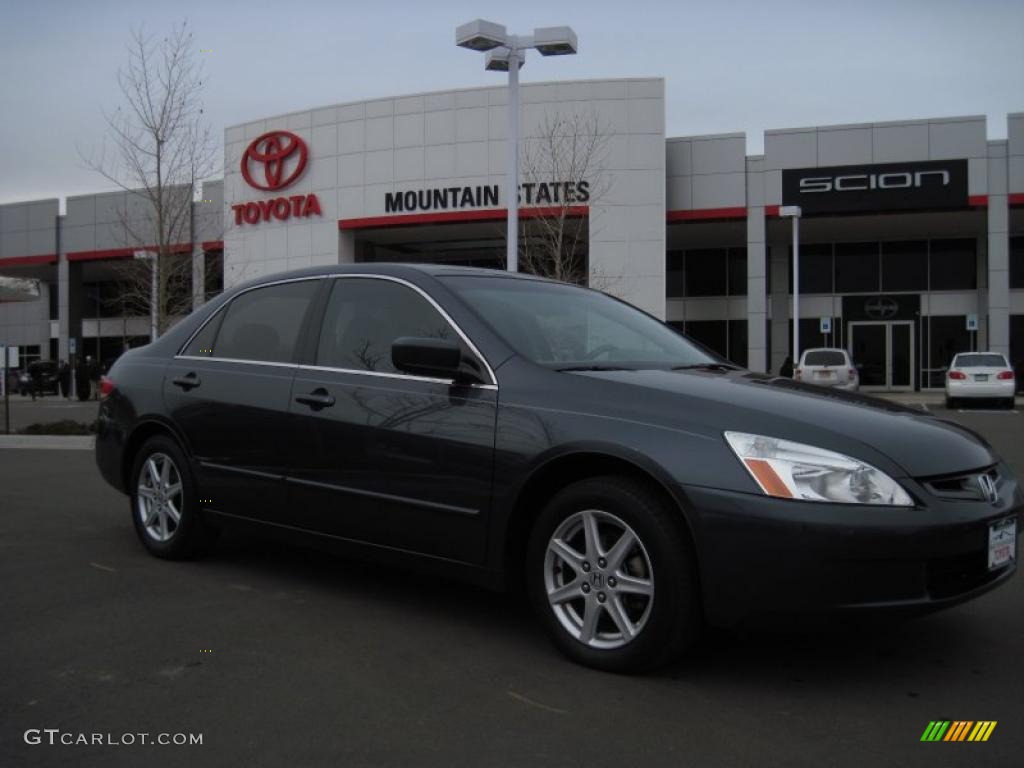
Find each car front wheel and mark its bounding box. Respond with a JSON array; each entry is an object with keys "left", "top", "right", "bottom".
[
  {"left": 130, "top": 435, "right": 216, "bottom": 559},
  {"left": 527, "top": 476, "right": 699, "bottom": 672}
]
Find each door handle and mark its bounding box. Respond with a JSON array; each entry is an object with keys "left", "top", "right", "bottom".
[
  {"left": 294, "top": 388, "right": 335, "bottom": 410},
  {"left": 172, "top": 373, "right": 201, "bottom": 391}
]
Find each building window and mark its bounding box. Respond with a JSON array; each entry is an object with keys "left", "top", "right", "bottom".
[
  {"left": 929, "top": 239, "right": 976, "bottom": 291},
  {"left": 666, "top": 252, "right": 684, "bottom": 298},
  {"left": 205, "top": 249, "right": 224, "bottom": 300},
  {"left": 835, "top": 242, "right": 880, "bottom": 293},
  {"left": 881, "top": 240, "right": 927, "bottom": 292},
  {"left": 727, "top": 248, "right": 747, "bottom": 296},
  {"left": 792, "top": 243, "right": 833, "bottom": 294},
  {"left": 1010, "top": 237, "right": 1024, "bottom": 290},
  {"left": 683, "top": 320, "right": 728, "bottom": 358},
  {"left": 727, "top": 319, "right": 747, "bottom": 367},
  {"left": 926, "top": 315, "right": 971, "bottom": 380},
  {"left": 684, "top": 249, "right": 727, "bottom": 297}
]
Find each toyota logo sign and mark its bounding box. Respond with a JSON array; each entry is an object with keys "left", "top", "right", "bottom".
[{"left": 241, "top": 131, "right": 309, "bottom": 191}]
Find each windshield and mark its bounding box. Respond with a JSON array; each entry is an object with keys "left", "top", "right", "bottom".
[
  {"left": 802, "top": 351, "right": 847, "bottom": 366},
  {"left": 954, "top": 353, "right": 1007, "bottom": 368},
  {"left": 442, "top": 276, "right": 720, "bottom": 369}
]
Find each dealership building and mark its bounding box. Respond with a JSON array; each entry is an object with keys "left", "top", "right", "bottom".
[{"left": 1, "top": 77, "right": 1023, "bottom": 391}]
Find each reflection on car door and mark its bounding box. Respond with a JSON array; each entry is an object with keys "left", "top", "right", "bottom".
[
  {"left": 164, "top": 278, "right": 321, "bottom": 526},
  {"left": 286, "top": 276, "right": 497, "bottom": 564}
]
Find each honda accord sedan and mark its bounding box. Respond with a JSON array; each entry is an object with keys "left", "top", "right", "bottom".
[{"left": 95, "top": 264, "right": 1020, "bottom": 672}]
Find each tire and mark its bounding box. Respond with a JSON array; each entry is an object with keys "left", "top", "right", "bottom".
[
  {"left": 945, "top": 396, "right": 954, "bottom": 410},
  {"left": 1004, "top": 398, "right": 1016, "bottom": 411},
  {"left": 129, "top": 435, "right": 217, "bottom": 559},
  {"left": 526, "top": 475, "right": 700, "bottom": 673}
]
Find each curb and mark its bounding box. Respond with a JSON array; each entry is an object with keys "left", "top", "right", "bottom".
[{"left": 0, "top": 435, "right": 95, "bottom": 450}]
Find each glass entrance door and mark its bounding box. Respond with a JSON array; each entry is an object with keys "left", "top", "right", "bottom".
[{"left": 847, "top": 321, "right": 914, "bottom": 391}]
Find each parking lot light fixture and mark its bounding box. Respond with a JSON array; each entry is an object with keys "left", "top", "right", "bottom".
[
  {"left": 455, "top": 19, "right": 578, "bottom": 273},
  {"left": 779, "top": 206, "right": 802, "bottom": 369}
]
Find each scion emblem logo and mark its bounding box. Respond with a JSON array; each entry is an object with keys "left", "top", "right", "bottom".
[
  {"left": 241, "top": 131, "right": 309, "bottom": 191},
  {"left": 864, "top": 296, "right": 899, "bottom": 320}
]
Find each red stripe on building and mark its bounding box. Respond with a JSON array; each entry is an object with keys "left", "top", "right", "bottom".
[
  {"left": 968, "top": 195, "right": 988, "bottom": 207},
  {"left": 338, "top": 206, "right": 589, "bottom": 230},
  {"left": 1008, "top": 193, "right": 1024, "bottom": 207},
  {"left": 667, "top": 207, "right": 748, "bottom": 222},
  {"left": 67, "top": 241, "right": 222, "bottom": 262},
  {"left": 0, "top": 253, "right": 58, "bottom": 267}
]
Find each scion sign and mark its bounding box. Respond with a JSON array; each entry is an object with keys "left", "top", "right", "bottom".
[{"left": 782, "top": 160, "right": 967, "bottom": 214}]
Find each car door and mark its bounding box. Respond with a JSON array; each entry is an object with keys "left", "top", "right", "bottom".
[
  {"left": 285, "top": 275, "right": 498, "bottom": 564},
  {"left": 164, "top": 277, "right": 322, "bottom": 526}
]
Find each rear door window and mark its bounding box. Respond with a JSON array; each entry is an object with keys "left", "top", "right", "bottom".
[
  {"left": 209, "top": 280, "right": 319, "bottom": 364},
  {"left": 954, "top": 354, "right": 1007, "bottom": 368}
]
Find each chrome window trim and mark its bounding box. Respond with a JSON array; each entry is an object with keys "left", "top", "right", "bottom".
[
  {"left": 176, "top": 355, "right": 298, "bottom": 369},
  {"left": 297, "top": 363, "right": 498, "bottom": 391},
  {"left": 174, "top": 272, "right": 498, "bottom": 388}
]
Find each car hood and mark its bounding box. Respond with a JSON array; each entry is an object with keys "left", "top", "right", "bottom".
[{"left": 571, "top": 368, "right": 995, "bottom": 478}]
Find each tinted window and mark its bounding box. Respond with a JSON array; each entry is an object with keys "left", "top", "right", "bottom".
[
  {"left": 791, "top": 243, "right": 833, "bottom": 294},
  {"left": 835, "top": 242, "right": 880, "bottom": 293},
  {"left": 212, "top": 280, "right": 318, "bottom": 363},
  {"left": 881, "top": 241, "right": 927, "bottom": 291},
  {"left": 182, "top": 310, "right": 223, "bottom": 357},
  {"left": 685, "top": 320, "right": 727, "bottom": 358},
  {"left": 666, "top": 252, "right": 684, "bottom": 297},
  {"left": 316, "top": 278, "right": 463, "bottom": 374},
  {"left": 929, "top": 239, "right": 976, "bottom": 290},
  {"left": 954, "top": 354, "right": 1007, "bottom": 368},
  {"left": 444, "top": 276, "right": 717, "bottom": 368},
  {"left": 803, "top": 351, "right": 847, "bottom": 366}
]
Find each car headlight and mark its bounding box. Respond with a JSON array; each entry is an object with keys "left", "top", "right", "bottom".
[{"left": 723, "top": 431, "right": 913, "bottom": 506}]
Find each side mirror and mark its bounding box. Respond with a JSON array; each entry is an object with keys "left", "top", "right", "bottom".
[{"left": 392, "top": 337, "right": 462, "bottom": 381}]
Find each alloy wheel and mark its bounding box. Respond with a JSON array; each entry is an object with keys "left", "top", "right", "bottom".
[
  {"left": 544, "top": 509, "right": 655, "bottom": 650},
  {"left": 136, "top": 452, "right": 184, "bottom": 543}
]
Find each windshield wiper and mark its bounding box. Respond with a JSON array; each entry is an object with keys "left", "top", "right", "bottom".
[
  {"left": 671, "top": 362, "right": 741, "bottom": 372},
  {"left": 554, "top": 365, "right": 632, "bottom": 372}
]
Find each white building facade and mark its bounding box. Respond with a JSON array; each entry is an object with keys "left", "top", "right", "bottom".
[{"left": 1, "top": 78, "right": 1022, "bottom": 392}]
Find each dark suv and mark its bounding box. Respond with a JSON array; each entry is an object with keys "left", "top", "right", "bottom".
[{"left": 96, "top": 264, "right": 1020, "bottom": 672}]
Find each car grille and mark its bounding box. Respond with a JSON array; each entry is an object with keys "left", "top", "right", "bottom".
[{"left": 922, "top": 466, "right": 1001, "bottom": 502}]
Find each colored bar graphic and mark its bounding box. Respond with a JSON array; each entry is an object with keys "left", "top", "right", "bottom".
[{"left": 921, "top": 720, "right": 996, "bottom": 742}]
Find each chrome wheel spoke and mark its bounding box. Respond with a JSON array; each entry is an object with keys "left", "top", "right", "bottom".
[
  {"left": 581, "top": 510, "right": 602, "bottom": 561},
  {"left": 137, "top": 486, "right": 157, "bottom": 501},
  {"left": 605, "top": 595, "right": 636, "bottom": 640},
  {"left": 549, "top": 537, "right": 584, "bottom": 570},
  {"left": 166, "top": 500, "right": 181, "bottom": 524},
  {"left": 614, "top": 572, "right": 654, "bottom": 597},
  {"left": 605, "top": 528, "right": 637, "bottom": 572},
  {"left": 548, "top": 578, "right": 583, "bottom": 605},
  {"left": 165, "top": 482, "right": 182, "bottom": 499},
  {"left": 146, "top": 458, "right": 161, "bottom": 488},
  {"left": 159, "top": 456, "right": 171, "bottom": 487},
  {"left": 579, "top": 598, "right": 601, "bottom": 644},
  {"left": 142, "top": 500, "right": 158, "bottom": 527}
]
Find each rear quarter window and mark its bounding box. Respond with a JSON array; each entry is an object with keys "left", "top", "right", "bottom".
[{"left": 803, "top": 351, "right": 847, "bottom": 366}]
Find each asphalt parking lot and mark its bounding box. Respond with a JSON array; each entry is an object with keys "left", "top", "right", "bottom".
[{"left": 1, "top": 403, "right": 1021, "bottom": 767}]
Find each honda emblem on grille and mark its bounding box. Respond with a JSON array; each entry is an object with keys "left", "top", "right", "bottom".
[{"left": 977, "top": 474, "right": 998, "bottom": 503}]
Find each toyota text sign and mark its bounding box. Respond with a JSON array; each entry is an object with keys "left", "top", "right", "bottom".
[{"left": 232, "top": 130, "right": 321, "bottom": 226}]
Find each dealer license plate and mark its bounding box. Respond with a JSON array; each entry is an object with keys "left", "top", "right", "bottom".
[
  {"left": 975, "top": 374, "right": 989, "bottom": 381},
  {"left": 988, "top": 518, "right": 1017, "bottom": 570},
  {"left": 816, "top": 370, "right": 834, "bottom": 378}
]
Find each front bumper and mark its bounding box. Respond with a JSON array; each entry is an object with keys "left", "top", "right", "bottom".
[{"left": 678, "top": 470, "right": 1021, "bottom": 628}]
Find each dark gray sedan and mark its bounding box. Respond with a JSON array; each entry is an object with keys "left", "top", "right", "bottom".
[{"left": 95, "top": 264, "right": 1020, "bottom": 672}]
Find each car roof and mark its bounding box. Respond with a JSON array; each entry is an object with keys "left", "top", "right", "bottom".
[{"left": 802, "top": 348, "right": 848, "bottom": 354}]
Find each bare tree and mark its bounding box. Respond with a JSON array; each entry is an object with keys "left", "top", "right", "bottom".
[
  {"left": 83, "top": 21, "right": 218, "bottom": 335},
  {"left": 518, "top": 111, "right": 614, "bottom": 289}
]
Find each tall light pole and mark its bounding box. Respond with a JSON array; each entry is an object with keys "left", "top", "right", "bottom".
[
  {"left": 134, "top": 250, "right": 158, "bottom": 342},
  {"left": 455, "top": 20, "right": 578, "bottom": 273},
  {"left": 779, "top": 206, "right": 802, "bottom": 371}
]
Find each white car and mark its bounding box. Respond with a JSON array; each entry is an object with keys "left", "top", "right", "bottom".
[
  {"left": 794, "top": 348, "right": 859, "bottom": 391},
  {"left": 945, "top": 352, "right": 1016, "bottom": 409}
]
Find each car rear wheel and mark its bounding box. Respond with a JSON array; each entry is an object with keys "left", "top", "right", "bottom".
[
  {"left": 945, "top": 396, "right": 955, "bottom": 409},
  {"left": 527, "top": 476, "right": 699, "bottom": 672},
  {"left": 1004, "top": 397, "right": 1016, "bottom": 410},
  {"left": 130, "top": 435, "right": 217, "bottom": 559}
]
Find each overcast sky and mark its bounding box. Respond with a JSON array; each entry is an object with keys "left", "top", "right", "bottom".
[{"left": 1, "top": 0, "right": 1021, "bottom": 205}]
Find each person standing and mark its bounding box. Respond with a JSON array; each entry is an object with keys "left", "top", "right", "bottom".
[{"left": 59, "top": 360, "right": 70, "bottom": 399}]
